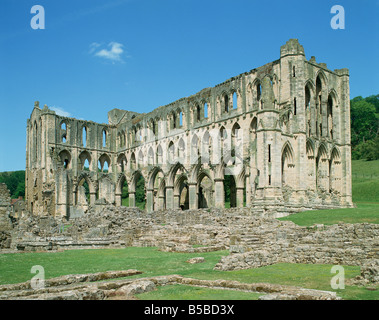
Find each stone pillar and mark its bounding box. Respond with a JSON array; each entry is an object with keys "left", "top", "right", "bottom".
[
  {"left": 158, "top": 195, "right": 165, "bottom": 210},
  {"left": 129, "top": 192, "right": 136, "bottom": 207},
  {"left": 90, "top": 192, "right": 96, "bottom": 206},
  {"left": 188, "top": 183, "right": 198, "bottom": 210},
  {"left": 174, "top": 194, "right": 180, "bottom": 209},
  {"left": 236, "top": 187, "right": 244, "bottom": 208},
  {"left": 245, "top": 175, "right": 251, "bottom": 206},
  {"left": 214, "top": 179, "right": 224, "bottom": 209},
  {"left": 165, "top": 186, "right": 174, "bottom": 209},
  {"left": 115, "top": 192, "right": 122, "bottom": 206},
  {"left": 146, "top": 189, "right": 154, "bottom": 212}
]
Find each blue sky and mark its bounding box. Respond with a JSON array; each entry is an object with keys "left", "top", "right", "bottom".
[{"left": 0, "top": 0, "right": 378, "bottom": 171}]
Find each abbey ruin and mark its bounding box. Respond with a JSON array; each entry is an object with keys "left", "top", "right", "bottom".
[{"left": 25, "top": 39, "right": 353, "bottom": 219}]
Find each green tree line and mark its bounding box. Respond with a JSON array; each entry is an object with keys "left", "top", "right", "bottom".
[
  {"left": 0, "top": 171, "right": 25, "bottom": 199},
  {"left": 350, "top": 94, "right": 379, "bottom": 160}
]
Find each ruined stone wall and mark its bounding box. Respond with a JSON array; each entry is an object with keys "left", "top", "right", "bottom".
[
  {"left": 0, "top": 184, "right": 13, "bottom": 248},
  {"left": 7, "top": 206, "right": 378, "bottom": 277},
  {"left": 25, "top": 39, "right": 353, "bottom": 218},
  {"left": 216, "top": 221, "right": 379, "bottom": 271}
]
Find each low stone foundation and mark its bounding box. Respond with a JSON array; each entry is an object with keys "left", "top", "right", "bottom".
[
  {"left": 0, "top": 270, "right": 341, "bottom": 300},
  {"left": 1, "top": 205, "right": 378, "bottom": 286}
]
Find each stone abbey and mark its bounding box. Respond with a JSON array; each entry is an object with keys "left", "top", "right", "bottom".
[{"left": 25, "top": 39, "right": 353, "bottom": 219}]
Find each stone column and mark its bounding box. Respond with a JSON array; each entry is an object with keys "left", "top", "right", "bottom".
[
  {"left": 165, "top": 186, "right": 174, "bottom": 209},
  {"left": 174, "top": 194, "right": 180, "bottom": 209},
  {"left": 188, "top": 182, "right": 198, "bottom": 210},
  {"left": 146, "top": 189, "right": 154, "bottom": 212},
  {"left": 214, "top": 179, "right": 224, "bottom": 209},
  {"left": 236, "top": 187, "right": 244, "bottom": 208},
  {"left": 245, "top": 175, "right": 251, "bottom": 206},
  {"left": 129, "top": 192, "right": 136, "bottom": 207},
  {"left": 89, "top": 192, "right": 96, "bottom": 206},
  {"left": 158, "top": 195, "right": 165, "bottom": 210},
  {"left": 115, "top": 192, "right": 122, "bottom": 207}
]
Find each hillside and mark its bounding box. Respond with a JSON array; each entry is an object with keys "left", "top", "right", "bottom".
[{"left": 352, "top": 159, "right": 379, "bottom": 203}]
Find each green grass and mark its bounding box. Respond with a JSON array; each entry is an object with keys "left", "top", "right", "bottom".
[
  {"left": 352, "top": 159, "right": 379, "bottom": 203},
  {"left": 278, "top": 202, "right": 379, "bottom": 226},
  {"left": 137, "top": 284, "right": 262, "bottom": 300},
  {"left": 0, "top": 247, "right": 377, "bottom": 300},
  {"left": 121, "top": 197, "right": 145, "bottom": 210}
]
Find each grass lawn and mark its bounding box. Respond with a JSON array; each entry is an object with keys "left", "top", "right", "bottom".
[
  {"left": 0, "top": 247, "right": 377, "bottom": 300},
  {"left": 137, "top": 284, "right": 263, "bottom": 300},
  {"left": 278, "top": 202, "right": 379, "bottom": 226},
  {"left": 121, "top": 197, "right": 145, "bottom": 210},
  {"left": 351, "top": 159, "right": 379, "bottom": 203}
]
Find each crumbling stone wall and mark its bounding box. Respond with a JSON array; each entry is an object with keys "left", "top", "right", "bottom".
[
  {"left": 8, "top": 206, "right": 378, "bottom": 275},
  {"left": 215, "top": 221, "right": 379, "bottom": 271},
  {"left": 0, "top": 183, "right": 13, "bottom": 248}
]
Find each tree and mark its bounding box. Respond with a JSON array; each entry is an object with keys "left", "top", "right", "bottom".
[
  {"left": 365, "top": 94, "right": 379, "bottom": 113},
  {"left": 350, "top": 100, "right": 378, "bottom": 147}
]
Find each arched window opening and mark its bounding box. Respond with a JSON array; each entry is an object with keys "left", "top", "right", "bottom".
[
  {"left": 178, "top": 138, "right": 185, "bottom": 162},
  {"left": 152, "top": 121, "right": 156, "bottom": 136},
  {"left": 83, "top": 159, "right": 90, "bottom": 171},
  {"left": 59, "top": 150, "right": 71, "bottom": 170},
  {"left": 305, "top": 86, "right": 311, "bottom": 109},
  {"left": 172, "top": 113, "right": 177, "bottom": 129},
  {"left": 79, "top": 151, "right": 91, "bottom": 171},
  {"left": 196, "top": 104, "right": 201, "bottom": 122},
  {"left": 76, "top": 178, "right": 90, "bottom": 207},
  {"left": 224, "top": 94, "right": 229, "bottom": 113},
  {"left": 256, "top": 83, "right": 261, "bottom": 101},
  {"left": 148, "top": 148, "right": 154, "bottom": 166},
  {"left": 198, "top": 174, "right": 212, "bottom": 209},
  {"left": 224, "top": 175, "right": 236, "bottom": 208},
  {"left": 121, "top": 178, "right": 129, "bottom": 207},
  {"left": 131, "top": 153, "right": 136, "bottom": 171},
  {"left": 316, "top": 76, "right": 322, "bottom": 115},
  {"left": 102, "top": 129, "right": 107, "bottom": 148},
  {"left": 168, "top": 141, "right": 175, "bottom": 164},
  {"left": 294, "top": 98, "right": 297, "bottom": 115},
  {"left": 117, "top": 154, "right": 127, "bottom": 173},
  {"left": 156, "top": 145, "right": 163, "bottom": 165},
  {"left": 179, "top": 112, "right": 183, "bottom": 127},
  {"left": 327, "top": 95, "right": 334, "bottom": 139},
  {"left": 134, "top": 173, "right": 146, "bottom": 210},
  {"left": 204, "top": 102, "right": 208, "bottom": 118},
  {"left": 232, "top": 92, "right": 237, "bottom": 109},
  {"left": 82, "top": 126, "right": 87, "bottom": 147}
]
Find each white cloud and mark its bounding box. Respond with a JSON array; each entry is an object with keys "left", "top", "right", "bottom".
[
  {"left": 89, "top": 42, "right": 101, "bottom": 54},
  {"left": 91, "top": 42, "right": 127, "bottom": 63},
  {"left": 51, "top": 106, "right": 72, "bottom": 117}
]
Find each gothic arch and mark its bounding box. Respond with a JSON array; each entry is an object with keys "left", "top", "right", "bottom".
[{"left": 281, "top": 141, "right": 295, "bottom": 187}]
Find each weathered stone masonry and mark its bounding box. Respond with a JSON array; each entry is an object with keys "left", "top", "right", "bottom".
[{"left": 25, "top": 39, "right": 353, "bottom": 219}]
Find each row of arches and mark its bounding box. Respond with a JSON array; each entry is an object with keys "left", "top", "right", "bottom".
[
  {"left": 59, "top": 118, "right": 258, "bottom": 173},
  {"left": 66, "top": 137, "right": 343, "bottom": 215},
  {"left": 282, "top": 140, "right": 343, "bottom": 194},
  {"left": 74, "top": 162, "right": 247, "bottom": 212}
]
